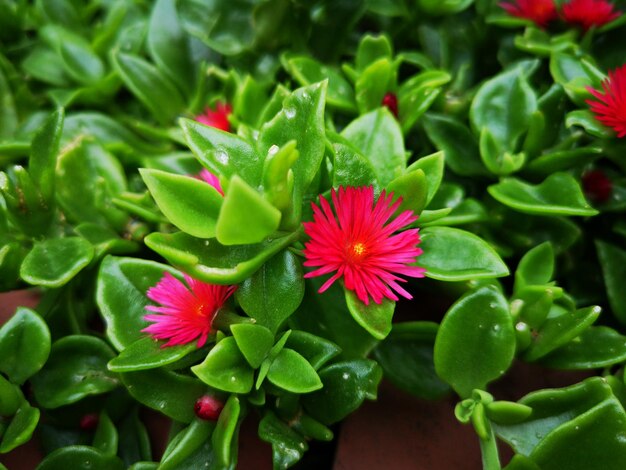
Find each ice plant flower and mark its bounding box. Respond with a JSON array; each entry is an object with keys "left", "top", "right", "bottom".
[
  {"left": 561, "top": 0, "right": 621, "bottom": 30},
  {"left": 303, "top": 186, "right": 425, "bottom": 305},
  {"left": 499, "top": 0, "right": 558, "bottom": 28},
  {"left": 582, "top": 170, "right": 613, "bottom": 203},
  {"left": 382, "top": 92, "right": 399, "bottom": 118},
  {"left": 194, "top": 395, "right": 224, "bottom": 421},
  {"left": 197, "top": 168, "right": 224, "bottom": 195},
  {"left": 586, "top": 65, "right": 626, "bottom": 138},
  {"left": 143, "top": 273, "right": 236, "bottom": 347},
  {"left": 196, "top": 101, "right": 232, "bottom": 132}
]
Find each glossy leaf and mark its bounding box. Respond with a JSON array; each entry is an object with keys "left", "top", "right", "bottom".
[
  {"left": 596, "top": 241, "right": 626, "bottom": 325},
  {"left": 0, "top": 402, "right": 39, "bottom": 453},
  {"left": 331, "top": 140, "right": 379, "bottom": 190},
  {"left": 236, "top": 249, "right": 305, "bottom": 333},
  {"left": 344, "top": 289, "right": 395, "bottom": 340},
  {"left": 514, "top": 242, "right": 554, "bottom": 293},
  {"left": 20, "top": 237, "right": 94, "bottom": 287},
  {"left": 140, "top": 168, "right": 222, "bottom": 238},
  {"left": 35, "top": 445, "right": 124, "bottom": 470},
  {"left": 386, "top": 169, "right": 428, "bottom": 214},
  {"left": 191, "top": 337, "right": 253, "bottom": 393},
  {"left": 302, "top": 359, "right": 382, "bottom": 425},
  {"left": 31, "top": 335, "right": 119, "bottom": 409},
  {"left": 93, "top": 412, "right": 118, "bottom": 456},
  {"left": 231, "top": 323, "right": 274, "bottom": 369},
  {"left": 107, "top": 337, "right": 197, "bottom": 372},
  {"left": 259, "top": 412, "right": 308, "bottom": 469},
  {"left": 29, "top": 108, "right": 64, "bottom": 202},
  {"left": 406, "top": 151, "right": 444, "bottom": 206},
  {"left": 0, "top": 307, "right": 50, "bottom": 385},
  {"left": 212, "top": 395, "right": 241, "bottom": 469},
  {"left": 284, "top": 331, "right": 341, "bottom": 370},
  {"left": 159, "top": 419, "right": 214, "bottom": 470},
  {"left": 418, "top": 226, "right": 509, "bottom": 281},
  {"left": 434, "top": 287, "right": 515, "bottom": 397},
  {"left": 267, "top": 348, "right": 323, "bottom": 393}
]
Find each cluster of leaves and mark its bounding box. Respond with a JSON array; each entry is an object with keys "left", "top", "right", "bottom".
[{"left": 1, "top": 0, "right": 626, "bottom": 469}]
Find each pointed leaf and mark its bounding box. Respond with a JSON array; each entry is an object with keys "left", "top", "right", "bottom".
[
  {"left": 267, "top": 348, "right": 322, "bottom": 393},
  {"left": 108, "top": 337, "right": 197, "bottom": 372},
  {"left": 191, "top": 337, "right": 253, "bottom": 393}
]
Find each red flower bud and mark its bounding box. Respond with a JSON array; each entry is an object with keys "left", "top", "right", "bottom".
[
  {"left": 194, "top": 395, "right": 224, "bottom": 421},
  {"left": 79, "top": 413, "right": 99, "bottom": 431},
  {"left": 582, "top": 170, "right": 613, "bottom": 203},
  {"left": 381, "top": 93, "right": 399, "bottom": 118}
]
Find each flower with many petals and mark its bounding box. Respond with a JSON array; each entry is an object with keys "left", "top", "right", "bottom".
[
  {"left": 303, "top": 186, "right": 425, "bottom": 305},
  {"left": 561, "top": 0, "right": 621, "bottom": 30},
  {"left": 143, "top": 273, "right": 236, "bottom": 347},
  {"left": 196, "top": 102, "right": 232, "bottom": 132},
  {"left": 500, "top": 0, "right": 558, "bottom": 27},
  {"left": 586, "top": 65, "right": 626, "bottom": 138}
]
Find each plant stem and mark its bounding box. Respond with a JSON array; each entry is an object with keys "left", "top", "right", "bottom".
[{"left": 479, "top": 429, "right": 501, "bottom": 470}]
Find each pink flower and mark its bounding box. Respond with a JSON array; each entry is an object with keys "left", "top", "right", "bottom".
[
  {"left": 561, "top": 0, "right": 621, "bottom": 30},
  {"left": 143, "top": 273, "right": 236, "bottom": 347},
  {"left": 586, "top": 65, "right": 626, "bottom": 137},
  {"left": 303, "top": 186, "right": 425, "bottom": 305},
  {"left": 382, "top": 93, "right": 399, "bottom": 118},
  {"left": 197, "top": 168, "right": 224, "bottom": 195},
  {"left": 196, "top": 102, "right": 232, "bottom": 132},
  {"left": 500, "top": 0, "right": 558, "bottom": 27}
]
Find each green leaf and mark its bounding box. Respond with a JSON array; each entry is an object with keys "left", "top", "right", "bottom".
[
  {"left": 267, "top": 348, "right": 322, "bottom": 393},
  {"left": 20, "top": 237, "right": 94, "bottom": 287},
  {"left": 212, "top": 395, "right": 241, "bottom": 469},
  {"left": 344, "top": 289, "right": 394, "bottom": 340},
  {"left": 0, "top": 307, "right": 50, "bottom": 385},
  {"left": 284, "top": 331, "right": 341, "bottom": 370},
  {"left": 120, "top": 368, "right": 205, "bottom": 423},
  {"left": 302, "top": 359, "right": 382, "bottom": 425},
  {"left": 331, "top": 139, "right": 379, "bottom": 190},
  {"left": 256, "top": 331, "right": 291, "bottom": 389},
  {"left": 31, "top": 335, "right": 119, "bottom": 409},
  {"left": 35, "top": 445, "right": 124, "bottom": 470},
  {"left": 258, "top": 82, "right": 327, "bottom": 192},
  {"left": 355, "top": 58, "right": 395, "bottom": 113},
  {"left": 236, "top": 249, "right": 304, "bottom": 333},
  {"left": 526, "top": 146, "right": 602, "bottom": 175},
  {"left": 144, "top": 231, "right": 298, "bottom": 285},
  {"left": 422, "top": 113, "right": 486, "bottom": 177},
  {"left": 596, "top": 241, "right": 626, "bottom": 325},
  {"left": 93, "top": 412, "right": 118, "bottom": 456},
  {"left": 488, "top": 173, "right": 598, "bottom": 216},
  {"left": 566, "top": 110, "right": 614, "bottom": 138},
  {"left": 191, "top": 337, "right": 253, "bottom": 393},
  {"left": 0, "top": 401, "right": 40, "bottom": 453},
  {"left": 0, "top": 375, "right": 21, "bottom": 416},
  {"left": 385, "top": 169, "right": 428, "bottom": 214},
  {"left": 112, "top": 52, "right": 185, "bottom": 125},
  {"left": 470, "top": 64, "right": 537, "bottom": 150},
  {"left": 140, "top": 168, "right": 222, "bottom": 238},
  {"left": 398, "top": 71, "right": 450, "bottom": 133},
  {"left": 159, "top": 419, "right": 214, "bottom": 470},
  {"left": 434, "top": 286, "right": 515, "bottom": 397},
  {"left": 29, "top": 108, "right": 64, "bottom": 202},
  {"left": 418, "top": 226, "right": 509, "bottom": 281},
  {"left": 341, "top": 108, "right": 405, "bottom": 185},
  {"left": 107, "top": 337, "right": 197, "bottom": 372},
  {"left": 539, "top": 326, "right": 626, "bottom": 369},
  {"left": 259, "top": 411, "right": 308, "bottom": 469},
  {"left": 355, "top": 34, "right": 392, "bottom": 71},
  {"left": 524, "top": 306, "right": 601, "bottom": 361},
  {"left": 147, "top": 0, "right": 193, "bottom": 98},
  {"left": 231, "top": 324, "right": 274, "bottom": 369},
  {"left": 405, "top": 151, "right": 444, "bottom": 206},
  {"left": 514, "top": 242, "right": 554, "bottom": 293},
  {"left": 485, "top": 401, "right": 533, "bottom": 425},
  {"left": 74, "top": 223, "right": 138, "bottom": 260},
  {"left": 262, "top": 140, "right": 298, "bottom": 212},
  {"left": 216, "top": 175, "right": 281, "bottom": 245},
  {"left": 97, "top": 256, "right": 179, "bottom": 351},
  {"left": 180, "top": 118, "right": 262, "bottom": 187},
  {"left": 373, "top": 321, "right": 451, "bottom": 400},
  {"left": 479, "top": 127, "right": 526, "bottom": 176}
]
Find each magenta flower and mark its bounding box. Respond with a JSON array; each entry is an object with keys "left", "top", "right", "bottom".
[
  {"left": 303, "top": 186, "right": 425, "bottom": 305},
  {"left": 500, "top": 0, "right": 558, "bottom": 27},
  {"left": 196, "top": 102, "right": 232, "bottom": 132},
  {"left": 197, "top": 168, "right": 224, "bottom": 195},
  {"left": 587, "top": 65, "right": 626, "bottom": 137},
  {"left": 561, "top": 0, "right": 621, "bottom": 30},
  {"left": 143, "top": 273, "right": 236, "bottom": 347}
]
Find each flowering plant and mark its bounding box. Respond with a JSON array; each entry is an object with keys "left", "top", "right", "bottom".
[{"left": 1, "top": 1, "right": 626, "bottom": 469}]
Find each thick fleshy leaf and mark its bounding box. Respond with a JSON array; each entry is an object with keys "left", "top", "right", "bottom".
[
  {"left": 29, "top": 108, "right": 64, "bottom": 202},
  {"left": 344, "top": 289, "right": 395, "bottom": 340},
  {"left": 331, "top": 140, "right": 379, "bottom": 190},
  {"left": 514, "top": 242, "right": 554, "bottom": 293},
  {"left": 36, "top": 445, "right": 124, "bottom": 470},
  {"left": 341, "top": 108, "right": 405, "bottom": 185},
  {"left": 539, "top": 327, "right": 626, "bottom": 369},
  {"left": 144, "top": 231, "right": 298, "bottom": 285},
  {"left": 355, "top": 58, "right": 395, "bottom": 113},
  {"left": 212, "top": 395, "right": 241, "bottom": 469},
  {"left": 566, "top": 110, "right": 614, "bottom": 139},
  {"left": 302, "top": 359, "right": 382, "bottom": 425},
  {"left": 418, "top": 226, "right": 509, "bottom": 281},
  {"left": 488, "top": 173, "right": 598, "bottom": 216},
  {"left": 159, "top": 419, "right": 214, "bottom": 470},
  {"left": 97, "top": 256, "right": 179, "bottom": 351},
  {"left": 93, "top": 412, "right": 118, "bottom": 456},
  {"left": 524, "top": 306, "right": 601, "bottom": 362},
  {"left": 140, "top": 168, "right": 222, "bottom": 238},
  {"left": 119, "top": 369, "right": 206, "bottom": 423},
  {"left": 0, "top": 402, "right": 40, "bottom": 453},
  {"left": 0, "top": 307, "right": 50, "bottom": 385},
  {"left": 434, "top": 287, "right": 515, "bottom": 398},
  {"left": 267, "top": 348, "right": 322, "bottom": 393},
  {"left": 191, "top": 337, "right": 253, "bottom": 393},
  {"left": 284, "top": 331, "right": 341, "bottom": 370},
  {"left": 215, "top": 175, "right": 281, "bottom": 245},
  {"left": 386, "top": 169, "right": 428, "bottom": 214},
  {"left": 20, "top": 237, "right": 94, "bottom": 287},
  {"left": 405, "top": 151, "right": 444, "bottom": 206},
  {"left": 230, "top": 324, "right": 274, "bottom": 369},
  {"left": 373, "top": 322, "right": 451, "bottom": 400},
  {"left": 107, "top": 337, "right": 197, "bottom": 372},
  {"left": 31, "top": 335, "right": 119, "bottom": 408},
  {"left": 259, "top": 412, "right": 308, "bottom": 469},
  {"left": 596, "top": 241, "right": 626, "bottom": 326},
  {"left": 236, "top": 250, "right": 305, "bottom": 333}
]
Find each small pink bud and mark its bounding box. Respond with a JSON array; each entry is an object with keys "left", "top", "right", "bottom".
[
  {"left": 582, "top": 170, "right": 613, "bottom": 203},
  {"left": 194, "top": 395, "right": 224, "bottom": 421},
  {"left": 381, "top": 93, "right": 399, "bottom": 118},
  {"left": 79, "top": 413, "right": 99, "bottom": 431}
]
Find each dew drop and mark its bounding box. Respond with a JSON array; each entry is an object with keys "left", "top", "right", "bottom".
[
  {"left": 268, "top": 144, "right": 280, "bottom": 155},
  {"left": 342, "top": 372, "right": 350, "bottom": 380},
  {"left": 215, "top": 148, "right": 229, "bottom": 165},
  {"left": 284, "top": 107, "right": 296, "bottom": 119}
]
